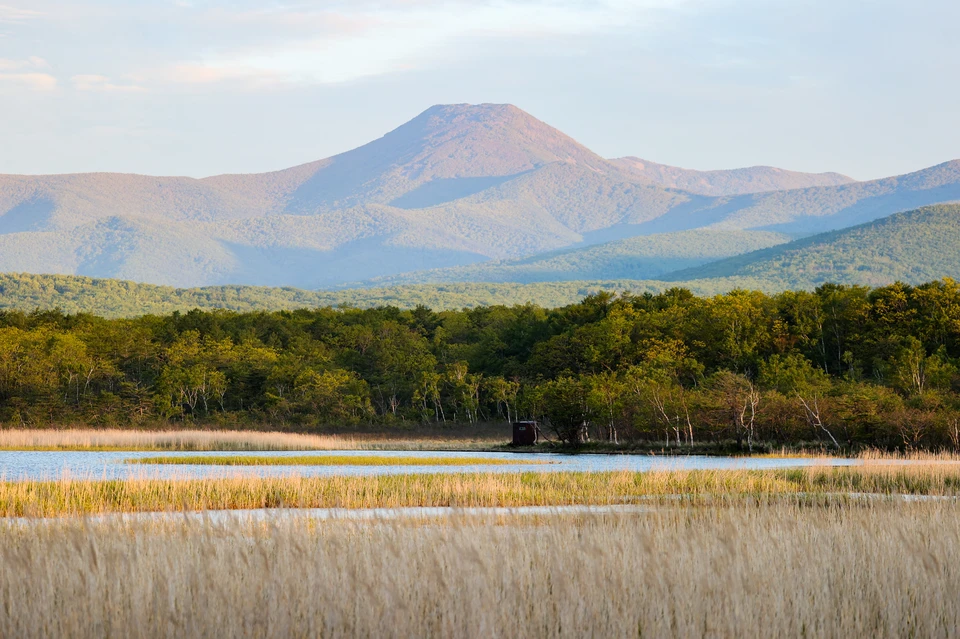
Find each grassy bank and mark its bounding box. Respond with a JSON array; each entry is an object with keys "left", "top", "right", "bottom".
[
  {"left": 4, "top": 463, "right": 960, "bottom": 517},
  {"left": 0, "top": 428, "right": 507, "bottom": 452},
  {"left": 502, "top": 439, "right": 960, "bottom": 457},
  {"left": 5, "top": 428, "right": 956, "bottom": 458},
  {"left": 502, "top": 439, "right": 819, "bottom": 455},
  {"left": 128, "top": 455, "right": 544, "bottom": 467},
  {"left": 2, "top": 501, "right": 959, "bottom": 637}
]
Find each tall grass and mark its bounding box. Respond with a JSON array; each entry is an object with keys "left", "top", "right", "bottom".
[
  {"left": 2, "top": 501, "right": 959, "bottom": 637},
  {"left": 0, "top": 428, "right": 504, "bottom": 451},
  {"left": 857, "top": 448, "right": 960, "bottom": 461},
  {"left": 5, "top": 463, "right": 960, "bottom": 517}
]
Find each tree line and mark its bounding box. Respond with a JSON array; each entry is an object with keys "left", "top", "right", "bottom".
[{"left": 3, "top": 279, "right": 960, "bottom": 450}]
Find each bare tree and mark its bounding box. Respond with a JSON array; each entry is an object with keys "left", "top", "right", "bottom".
[
  {"left": 798, "top": 395, "right": 840, "bottom": 449},
  {"left": 739, "top": 383, "right": 760, "bottom": 452},
  {"left": 948, "top": 417, "right": 960, "bottom": 452},
  {"left": 712, "top": 371, "right": 761, "bottom": 452}
]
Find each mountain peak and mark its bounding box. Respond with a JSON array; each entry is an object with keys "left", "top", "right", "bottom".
[
  {"left": 279, "top": 103, "right": 611, "bottom": 212},
  {"left": 379, "top": 102, "right": 606, "bottom": 175},
  {"left": 420, "top": 102, "right": 523, "bottom": 117}
]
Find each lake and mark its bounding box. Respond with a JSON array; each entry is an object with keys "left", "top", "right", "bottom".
[{"left": 0, "top": 450, "right": 863, "bottom": 481}]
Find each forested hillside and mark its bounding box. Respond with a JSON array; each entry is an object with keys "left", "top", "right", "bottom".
[
  {"left": 665, "top": 204, "right": 960, "bottom": 287},
  {"left": 3, "top": 280, "right": 960, "bottom": 450},
  {"left": 6, "top": 194, "right": 960, "bottom": 321},
  {"left": 372, "top": 229, "right": 790, "bottom": 285},
  {"left": 2, "top": 272, "right": 782, "bottom": 317},
  {"left": 0, "top": 272, "right": 686, "bottom": 317}
]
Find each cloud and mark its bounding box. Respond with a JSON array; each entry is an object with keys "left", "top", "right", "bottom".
[
  {"left": 0, "top": 56, "right": 50, "bottom": 71},
  {"left": 133, "top": 0, "right": 691, "bottom": 88},
  {"left": 0, "top": 72, "right": 57, "bottom": 91},
  {"left": 71, "top": 74, "right": 146, "bottom": 93},
  {"left": 131, "top": 63, "right": 286, "bottom": 90},
  {"left": 0, "top": 57, "right": 55, "bottom": 92},
  {"left": 0, "top": 4, "right": 42, "bottom": 24},
  {"left": 0, "top": 1, "right": 695, "bottom": 92}
]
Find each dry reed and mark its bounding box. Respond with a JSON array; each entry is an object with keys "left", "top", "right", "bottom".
[
  {"left": 1, "top": 501, "right": 958, "bottom": 638},
  {"left": 5, "top": 463, "right": 960, "bottom": 517},
  {"left": 0, "top": 429, "right": 504, "bottom": 451}
]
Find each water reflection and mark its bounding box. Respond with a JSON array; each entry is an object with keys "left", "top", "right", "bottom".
[{"left": 0, "top": 450, "right": 863, "bottom": 481}]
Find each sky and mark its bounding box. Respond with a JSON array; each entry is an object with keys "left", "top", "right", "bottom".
[{"left": 0, "top": 0, "right": 957, "bottom": 180}]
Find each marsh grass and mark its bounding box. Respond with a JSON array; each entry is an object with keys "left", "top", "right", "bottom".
[
  {"left": 5, "top": 463, "right": 960, "bottom": 517},
  {"left": 857, "top": 448, "right": 960, "bottom": 461},
  {"left": 0, "top": 429, "right": 505, "bottom": 452},
  {"left": 2, "top": 501, "right": 959, "bottom": 638},
  {"left": 127, "top": 455, "right": 544, "bottom": 467}
]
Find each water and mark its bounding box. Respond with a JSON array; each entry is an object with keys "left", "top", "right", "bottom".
[{"left": 0, "top": 450, "right": 863, "bottom": 481}]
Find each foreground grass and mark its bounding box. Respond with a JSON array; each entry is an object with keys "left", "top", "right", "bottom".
[
  {"left": 128, "top": 455, "right": 543, "bottom": 467},
  {"left": 2, "top": 501, "right": 959, "bottom": 637},
  {"left": 0, "top": 428, "right": 506, "bottom": 452},
  {"left": 5, "top": 463, "right": 960, "bottom": 517}
]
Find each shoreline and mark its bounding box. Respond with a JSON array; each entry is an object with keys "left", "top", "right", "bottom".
[{"left": 0, "top": 427, "right": 956, "bottom": 460}]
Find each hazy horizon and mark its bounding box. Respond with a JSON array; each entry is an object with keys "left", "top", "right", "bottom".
[{"left": 0, "top": 1, "right": 957, "bottom": 180}]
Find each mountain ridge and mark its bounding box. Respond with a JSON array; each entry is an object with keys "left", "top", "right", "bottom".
[
  {"left": 1, "top": 103, "right": 959, "bottom": 289},
  {"left": 609, "top": 157, "right": 855, "bottom": 196}
]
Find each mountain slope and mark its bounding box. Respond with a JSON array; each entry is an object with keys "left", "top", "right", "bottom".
[
  {"left": 366, "top": 229, "right": 791, "bottom": 285},
  {"left": 610, "top": 158, "right": 855, "bottom": 196},
  {"left": 0, "top": 103, "right": 959, "bottom": 289},
  {"left": 662, "top": 204, "right": 960, "bottom": 288},
  {"left": 0, "top": 104, "right": 695, "bottom": 287},
  {"left": 638, "top": 161, "right": 960, "bottom": 235}
]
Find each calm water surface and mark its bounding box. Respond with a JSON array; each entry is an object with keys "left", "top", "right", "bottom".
[{"left": 0, "top": 450, "right": 863, "bottom": 481}]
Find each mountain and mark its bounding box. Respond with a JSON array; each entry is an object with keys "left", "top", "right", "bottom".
[
  {"left": 1, "top": 103, "right": 959, "bottom": 290},
  {"left": 635, "top": 160, "right": 960, "bottom": 236},
  {"left": 609, "top": 158, "right": 855, "bottom": 196},
  {"left": 661, "top": 204, "right": 960, "bottom": 288},
  {"left": 6, "top": 199, "right": 960, "bottom": 317},
  {"left": 0, "top": 104, "right": 695, "bottom": 288},
  {"left": 366, "top": 229, "right": 791, "bottom": 285}
]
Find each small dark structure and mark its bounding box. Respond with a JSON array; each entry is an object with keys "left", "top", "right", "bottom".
[{"left": 512, "top": 421, "right": 539, "bottom": 446}]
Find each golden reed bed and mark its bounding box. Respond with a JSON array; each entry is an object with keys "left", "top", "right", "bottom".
[
  {"left": 0, "top": 428, "right": 503, "bottom": 451},
  {"left": 1, "top": 500, "right": 958, "bottom": 638},
  {"left": 4, "top": 463, "right": 960, "bottom": 517}
]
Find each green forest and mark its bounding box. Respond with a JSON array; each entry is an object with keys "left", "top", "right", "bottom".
[
  {"left": 371, "top": 229, "right": 790, "bottom": 285},
  {"left": 670, "top": 204, "right": 960, "bottom": 287},
  {"left": 4, "top": 278, "right": 960, "bottom": 451},
  {"left": 0, "top": 272, "right": 738, "bottom": 317}
]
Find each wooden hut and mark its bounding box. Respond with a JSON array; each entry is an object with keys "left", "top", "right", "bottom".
[{"left": 512, "top": 421, "right": 539, "bottom": 445}]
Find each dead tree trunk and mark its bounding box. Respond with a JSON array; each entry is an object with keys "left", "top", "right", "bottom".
[{"left": 799, "top": 395, "right": 840, "bottom": 449}]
